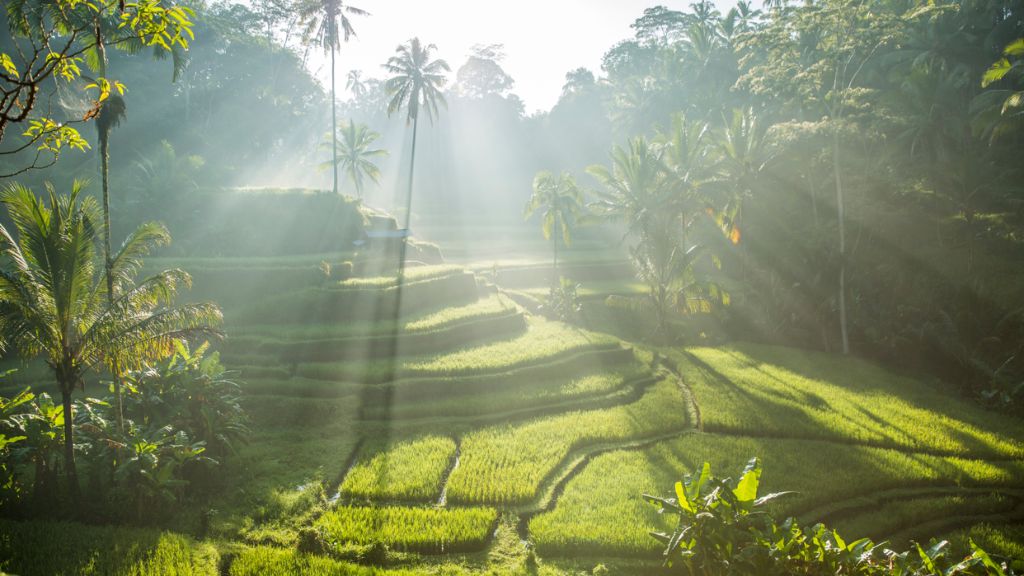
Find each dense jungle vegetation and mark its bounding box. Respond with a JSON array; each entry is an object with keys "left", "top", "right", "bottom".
[{"left": 1, "top": 0, "right": 1023, "bottom": 574}]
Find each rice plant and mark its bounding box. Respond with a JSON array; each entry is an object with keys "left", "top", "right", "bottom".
[
  {"left": 316, "top": 506, "right": 496, "bottom": 554},
  {"left": 229, "top": 546, "right": 481, "bottom": 576},
  {"left": 341, "top": 435, "right": 457, "bottom": 502},
  {"left": 445, "top": 379, "right": 690, "bottom": 506},
  {"left": 669, "top": 343, "right": 1024, "bottom": 459}
]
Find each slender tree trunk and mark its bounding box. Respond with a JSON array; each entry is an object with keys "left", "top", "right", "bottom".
[
  {"left": 806, "top": 161, "right": 818, "bottom": 226},
  {"left": 100, "top": 133, "right": 123, "bottom": 439},
  {"left": 61, "top": 389, "right": 81, "bottom": 504},
  {"left": 834, "top": 130, "right": 849, "bottom": 355},
  {"left": 932, "top": 163, "right": 943, "bottom": 248},
  {"left": 406, "top": 116, "right": 418, "bottom": 230},
  {"left": 332, "top": 48, "right": 338, "bottom": 195},
  {"left": 397, "top": 116, "right": 419, "bottom": 271},
  {"left": 553, "top": 224, "right": 558, "bottom": 284}
]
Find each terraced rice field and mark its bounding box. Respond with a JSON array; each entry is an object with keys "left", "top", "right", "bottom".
[
  {"left": 12, "top": 251, "right": 1019, "bottom": 574},
  {"left": 217, "top": 260, "right": 1024, "bottom": 569},
  {"left": 316, "top": 506, "right": 497, "bottom": 553},
  {"left": 340, "top": 435, "right": 457, "bottom": 502}
]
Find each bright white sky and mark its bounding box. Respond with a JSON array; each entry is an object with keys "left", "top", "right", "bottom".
[{"left": 303, "top": 0, "right": 740, "bottom": 115}]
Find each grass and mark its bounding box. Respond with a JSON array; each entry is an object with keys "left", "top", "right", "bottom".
[
  {"left": 316, "top": 506, "right": 497, "bottom": 554},
  {"left": 529, "top": 434, "right": 1024, "bottom": 558},
  {"left": 341, "top": 435, "right": 457, "bottom": 502},
  {"left": 519, "top": 280, "right": 648, "bottom": 300},
  {"left": 445, "top": 378, "right": 689, "bottom": 506},
  {"left": 944, "top": 523, "right": 1024, "bottom": 561},
  {"left": 830, "top": 492, "right": 1019, "bottom": 549},
  {"left": 0, "top": 520, "right": 217, "bottom": 576},
  {"left": 295, "top": 319, "right": 621, "bottom": 384},
  {"left": 337, "top": 265, "right": 465, "bottom": 289},
  {"left": 359, "top": 360, "right": 652, "bottom": 421},
  {"left": 669, "top": 342, "right": 1024, "bottom": 459},
  {"left": 230, "top": 294, "right": 517, "bottom": 342}
]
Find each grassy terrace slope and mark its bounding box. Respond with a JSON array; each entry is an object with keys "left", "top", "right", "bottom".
[
  {"left": 668, "top": 343, "right": 1024, "bottom": 458},
  {"left": 9, "top": 245, "right": 1023, "bottom": 574},
  {"left": 529, "top": 435, "right": 1024, "bottom": 557}
]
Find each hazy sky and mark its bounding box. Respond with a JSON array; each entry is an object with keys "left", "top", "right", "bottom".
[{"left": 303, "top": 0, "right": 740, "bottom": 115}]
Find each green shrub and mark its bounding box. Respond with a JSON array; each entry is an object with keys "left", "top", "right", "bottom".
[{"left": 640, "top": 458, "right": 1020, "bottom": 576}]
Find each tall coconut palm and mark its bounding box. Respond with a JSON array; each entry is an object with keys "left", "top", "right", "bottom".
[
  {"left": 298, "top": 0, "right": 368, "bottom": 194},
  {"left": 95, "top": 92, "right": 127, "bottom": 436},
  {"left": 523, "top": 171, "right": 587, "bottom": 281},
  {"left": 317, "top": 119, "right": 390, "bottom": 198},
  {"left": 382, "top": 38, "right": 450, "bottom": 230},
  {"left": 0, "top": 182, "right": 223, "bottom": 505}
]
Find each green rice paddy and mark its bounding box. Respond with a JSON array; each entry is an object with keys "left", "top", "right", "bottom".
[{"left": 8, "top": 254, "right": 1023, "bottom": 573}]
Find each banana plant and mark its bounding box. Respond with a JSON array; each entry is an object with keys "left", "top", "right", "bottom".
[{"left": 643, "top": 457, "right": 791, "bottom": 571}]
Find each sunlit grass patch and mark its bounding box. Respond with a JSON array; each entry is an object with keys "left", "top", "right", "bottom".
[
  {"left": 669, "top": 342, "right": 1024, "bottom": 459},
  {"left": 944, "top": 523, "right": 1024, "bottom": 561},
  {"left": 0, "top": 520, "right": 217, "bottom": 576},
  {"left": 528, "top": 434, "right": 1024, "bottom": 558},
  {"left": 520, "top": 280, "right": 648, "bottom": 300},
  {"left": 316, "top": 506, "right": 497, "bottom": 554},
  {"left": 341, "top": 435, "right": 457, "bottom": 502},
  {"left": 831, "top": 492, "right": 1020, "bottom": 549},
  {"left": 232, "top": 294, "right": 517, "bottom": 342},
  {"left": 446, "top": 378, "right": 689, "bottom": 506},
  {"left": 295, "top": 319, "right": 620, "bottom": 383},
  {"left": 337, "top": 265, "right": 465, "bottom": 289}
]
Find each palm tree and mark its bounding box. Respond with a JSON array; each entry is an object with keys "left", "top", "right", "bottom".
[
  {"left": 714, "top": 107, "right": 774, "bottom": 304},
  {"left": 317, "top": 119, "right": 390, "bottom": 198},
  {"left": 346, "top": 69, "right": 367, "bottom": 99},
  {"left": 382, "top": 38, "right": 450, "bottom": 230},
  {"left": 95, "top": 92, "right": 127, "bottom": 436},
  {"left": 522, "top": 171, "right": 587, "bottom": 281},
  {"left": 654, "top": 113, "right": 725, "bottom": 254},
  {"left": 0, "top": 182, "right": 223, "bottom": 504},
  {"left": 972, "top": 39, "right": 1024, "bottom": 143},
  {"left": 584, "top": 135, "right": 671, "bottom": 245},
  {"left": 298, "top": 0, "right": 368, "bottom": 194}
]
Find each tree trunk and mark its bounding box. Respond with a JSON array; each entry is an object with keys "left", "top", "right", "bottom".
[
  {"left": 332, "top": 48, "right": 338, "bottom": 195},
  {"left": 101, "top": 132, "right": 123, "bottom": 439},
  {"left": 931, "top": 163, "right": 943, "bottom": 248},
  {"left": 61, "top": 389, "right": 81, "bottom": 505},
  {"left": 806, "top": 161, "right": 818, "bottom": 226},
  {"left": 834, "top": 130, "right": 850, "bottom": 355},
  {"left": 552, "top": 223, "right": 558, "bottom": 285},
  {"left": 406, "top": 115, "right": 418, "bottom": 230},
  {"left": 397, "top": 116, "right": 419, "bottom": 272}
]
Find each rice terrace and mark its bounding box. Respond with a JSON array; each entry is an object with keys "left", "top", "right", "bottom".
[{"left": 1, "top": 0, "right": 1023, "bottom": 575}]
